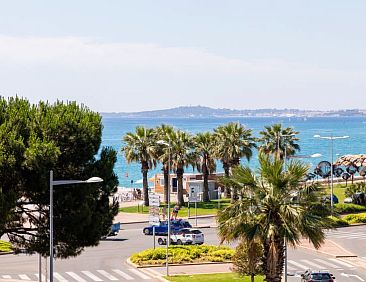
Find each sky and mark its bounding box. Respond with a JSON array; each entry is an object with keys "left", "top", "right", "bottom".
[{"left": 0, "top": 1, "right": 366, "bottom": 112}]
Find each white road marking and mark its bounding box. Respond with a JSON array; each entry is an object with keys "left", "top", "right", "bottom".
[
  {"left": 97, "top": 270, "right": 118, "bottom": 281},
  {"left": 128, "top": 268, "right": 152, "bottom": 280},
  {"left": 287, "top": 260, "right": 309, "bottom": 270},
  {"left": 54, "top": 272, "right": 69, "bottom": 282},
  {"left": 112, "top": 269, "right": 134, "bottom": 280},
  {"left": 329, "top": 258, "right": 356, "bottom": 268},
  {"left": 2, "top": 275, "right": 11, "bottom": 279},
  {"left": 19, "top": 274, "right": 31, "bottom": 280},
  {"left": 301, "top": 259, "right": 327, "bottom": 269},
  {"left": 81, "top": 271, "right": 103, "bottom": 281},
  {"left": 142, "top": 268, "right": 163, "bottom": 277},
  {"left": 35, "top": 274, "right": 48, "bottom": 281},
  {"left": 314, "top": 258, "right": 343, "bottom": 269},
  {"left": 66, "top": 272, "right": 87, "bottom": 282}
]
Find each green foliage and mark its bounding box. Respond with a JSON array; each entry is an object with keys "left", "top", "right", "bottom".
[
  {"left": 343, "top": 213, "right": 366, "bottom": 224},
  {"left": 232, "top": 240, "right": 263, "bottom": 278},
  {"left": 345, "top": 182, "right": 366, "bottom": 197},
  {"left": 0, "top": 240, "right": 12, "bottom": 252},
  {"left": 0, "top": 97, "right": 118, "bottom": 258},
  {"left": 334, "top": 203, "right": 366, "bottom": 214},
  {"left": 327, "top": 216, "right": 349, "bottom": 227},
  {"left": 130, "top": 245, "right": 234, "bottom": 266}
]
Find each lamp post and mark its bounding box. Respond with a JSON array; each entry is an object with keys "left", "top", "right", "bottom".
[
  {"left": 49, "top": 171, "right": 103, "bottom": 282},
  {"left": 314, "top": 134, "right": 350, "bottom": 212},
  {"left": 157, "top": 140, "right": 171, "bottom": 277},
  {"left": 283, "top": 152, "right": 321, "bottom": 282}
]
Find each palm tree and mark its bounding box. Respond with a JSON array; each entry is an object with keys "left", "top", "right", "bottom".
[
  {"left": 122, "top": 126, "right": 156, "bottom": 206},
  {"left": 155, "top": 124, "right": 175, "bottom": 203},
  {"left": 193, "top": 132, "right": 216, "bottom": 202},
  {"left": 169, "top": 130, "right": 194, "bottom": 206},
  {"left": 217, "top": 154, "right": 331, "bottom": 281},
  {"left": 214, "top": 122, "right": 256, "bottom": 201},
  {"left": 259, "top": 123, "right": 300, "bottom": 160}
]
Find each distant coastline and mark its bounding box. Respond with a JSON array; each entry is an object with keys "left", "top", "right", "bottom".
[{"left": 101, "top": 106, "right": 366, "bottom": 119}]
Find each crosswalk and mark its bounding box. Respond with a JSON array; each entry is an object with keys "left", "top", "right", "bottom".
[
  {"left": 0, "top": 268, "right": 157, "bottom": 282},
  {"left": 286, "top": 257, "right": 357, "bottom": 274},
  {"left": 326, "top": 229, "right": 366, "bottom": 240}
]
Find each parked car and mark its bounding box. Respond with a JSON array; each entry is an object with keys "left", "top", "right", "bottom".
[
  {"left": 143, "top": 219, "right": 192, "bottom": 236},
  {"left": 301, "top": 270, "right": 335, "bottom": 282},
  {"left": 170, "top": 228, "right": 204, "bottom": 245},
  {"left": 344, "top": 197, "right": 353, "bottom": 203}
]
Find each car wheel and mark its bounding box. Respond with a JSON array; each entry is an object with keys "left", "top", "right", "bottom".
[
  {"left": 177, "top": 239, "right": 182, "bottom": 245},
  {"left": 143, "top": 228, "right": 151, "bottom": 235},
  {"left": 158, "top": 238, "right": 164, "bottom": 245}
]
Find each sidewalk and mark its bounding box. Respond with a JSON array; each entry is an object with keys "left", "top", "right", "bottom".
[{"left": 297, "top": 238, "right": 355, "bottom": 257}]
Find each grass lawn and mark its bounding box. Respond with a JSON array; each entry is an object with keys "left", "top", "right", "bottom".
[
  {"left": 164, "top": 273, "right": 264, "bottom": 282},
  {"left": 119, "top": 199, "right": 231, "bottom": 216},
  {"left": 321, "top": 183, "right": 348, "bottom": 203}
]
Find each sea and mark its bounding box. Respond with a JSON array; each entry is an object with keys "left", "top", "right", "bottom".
[{"left": 101, "top": 116, "right": 366, "bottom": 188}]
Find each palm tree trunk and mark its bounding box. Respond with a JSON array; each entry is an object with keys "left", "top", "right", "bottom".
[
  {"left": 203, "top": 162, "right": 210, "bottom": 202},
  {"left": 141, "top": 162, "right": 149, "bottom": 206},
  {"left": 176, "top": 167, "right": 184, "bottom": 206},
  {"left": 263, "top": 236, "right": 285, "bottom": 282},
  {"left": 223, "top": 162, "right": 231, "bottom": 198},
  {"left": 230, "top": 186, "right": 237, "bottom": 204},
  {"left": 251, "top": 274, "right": 254, "bottom": 282},
  {"left": 163, "top": 164, "right": 169, "bottom": 203}
]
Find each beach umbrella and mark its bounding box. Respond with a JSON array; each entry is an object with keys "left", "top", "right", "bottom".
[{"left": 316, "top": 161, "right": 331, "bottom": 178}]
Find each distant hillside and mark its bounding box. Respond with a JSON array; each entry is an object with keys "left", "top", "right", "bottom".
[{"left": 101, "top": 106, "right": 366, "bottom": 118}]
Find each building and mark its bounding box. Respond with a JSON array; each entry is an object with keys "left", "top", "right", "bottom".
[{"left": 151, "top": 172, "right": 224, "bottom": 201}]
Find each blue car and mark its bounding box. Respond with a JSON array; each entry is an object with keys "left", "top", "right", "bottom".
[{"left": 143, "top": 219, "right": 192, "bottom": 235}]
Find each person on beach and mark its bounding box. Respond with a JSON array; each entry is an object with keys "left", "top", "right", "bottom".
[
  {"left": 132, "top": 189, "right": 137, "bottom": 200},
  {"left": 171, "top": 204, "right": 180, "bottom": 220}
]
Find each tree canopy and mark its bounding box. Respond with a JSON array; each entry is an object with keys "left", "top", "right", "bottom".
[{"left": 0, "top": 97, "right": 118, "bottom": 258}]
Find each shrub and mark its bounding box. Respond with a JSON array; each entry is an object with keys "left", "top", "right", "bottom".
[
  {"left": 334, "top": 203, "right": 366, "bottom": 214},
  {"left": 327, "top": 216, "right": 349, "bottom": 227},
  {"left": 343, "top": 213, "right": 366, "bottom": 224},
  {"left": 130, "top": 245, "right": 234, "bottom": 266},
  {"left": 0, "top": 240, "right": 12, "bottom": 252}
]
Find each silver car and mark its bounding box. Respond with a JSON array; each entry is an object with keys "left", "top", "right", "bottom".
[{"left": 301, "top": 270, "right": 335, "bottom": 282}]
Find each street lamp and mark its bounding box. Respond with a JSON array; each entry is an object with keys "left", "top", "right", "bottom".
[
  {"left": 49, "top": 171, "right": 103, "bottom": 282},
  {"left": 283, "top": 152, "right": 321, "bottom": 282},
  {"left": 156, "top": 140, "right": 171, "bottom": 277},
  {"left": 314, "top": 134, "right": 350, "bottom": 211}
]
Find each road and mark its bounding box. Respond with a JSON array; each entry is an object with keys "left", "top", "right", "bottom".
[{"left": 0, "top": 218, "right": 366, "bottom": 281}]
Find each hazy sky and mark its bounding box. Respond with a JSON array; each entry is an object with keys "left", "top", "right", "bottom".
[{"left": 1, "top": 1, "right": 366, "bottom": 112}]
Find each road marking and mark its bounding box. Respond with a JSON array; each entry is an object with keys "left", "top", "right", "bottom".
[
  {"left": 19, "top": 274, "right": 31, "bottom": 280},
  {"left": 2, "top": 275, "right": 11, "bottom": 279},
  {"left": 329, "top": 258, "right": 355, "bottom": 268},
  {"left": 341, "top": 272, "right": 365, "bottom": 281},
  {"left": 81, "top": 271, "right": 103, "bottom": 281},
  {"left": 301, "top": 259, "right": 327, "bottom": 269},
  {"left": 97, "top": 270, "right": 118, "bottom": 281},
  {"left": 66, "top": 272, "right": 87, "bottom": 282},
  {"left": 287, "top": 260, "right": 309, "bottom": 270},
  {"left": 112, "top": 269, "right": 134, "bottom": 280},
  {"left": 128, "top": 268, "right": 152, "bottom": 280},
  {"left": 314, "top": 258, "right": 343, "bottom": 269},
  {"left": 54, "top": 272, "right": 69, "bottom": 282},
  {"left": 142, "top": 268, "right": 163, "bottom": 277},
  {"left": 35, "top": 274, "right": 48, "bottom": 281}
]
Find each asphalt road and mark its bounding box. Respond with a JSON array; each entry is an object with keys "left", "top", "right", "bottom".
[{"left": 1, "top": 218, "right": 366, "bottom": 281}]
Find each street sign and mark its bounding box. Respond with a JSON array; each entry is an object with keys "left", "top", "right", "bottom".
[
  {"left": 149, "top": 215, "right": 160, "bottom": 226},
  {"left": 149, "top": 194, "right": 160, "bottom": 207},
  {"left": 189, "top": 196, "right": 198, "bottom": 203}
]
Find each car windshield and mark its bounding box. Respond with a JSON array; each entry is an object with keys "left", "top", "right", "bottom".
[
  {"left": 311, "top": 273, "right": 330, "bottom": 279},
  {"left": 183, "top": 222, "right": 192, "bottom": 227}
]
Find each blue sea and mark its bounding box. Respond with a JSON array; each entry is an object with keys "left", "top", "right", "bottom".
[{"left": 101, "top": 117, "right": 366, "bottom": 188}]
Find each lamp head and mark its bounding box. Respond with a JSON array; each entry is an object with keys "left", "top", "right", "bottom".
[
  {"left": 313, "top": 134, "right": 321, "bottom": 138},
  {"left": 86, "top": 177, "right": 103, "bottom": 183},
  {"left": 310, "top": 153, "right": 322, "bottom": 158}
]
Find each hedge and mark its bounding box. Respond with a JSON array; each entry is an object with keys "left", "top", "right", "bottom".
[
  {"left": 130, "top": 245, "right": 235, "bottom": 266},
  {"left": 343, "top": 213, "right": 366, "bottom": 224},
  {"left": 334, "top": 203, "right": 366, "bottom": 214},
  {"left": 327, "top": 216, "right": 349, "bottom": 227},
  {"left": 0, "top": 240, "right": 12, "bottom": 252}
]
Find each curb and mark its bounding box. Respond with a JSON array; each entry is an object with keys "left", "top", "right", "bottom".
[{"left": 0, "top": 251, "right": 14, "bottom": 256}]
